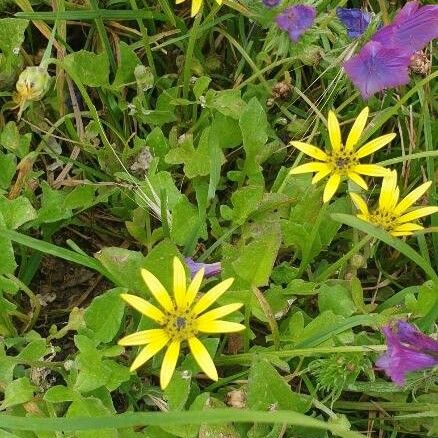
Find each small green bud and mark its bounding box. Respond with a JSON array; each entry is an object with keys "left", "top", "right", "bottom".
[
  {"left": 134, "top": 65, "right": 154, "bottom": 92},
  {"left": 351, "top": 254, "right": 365, "bottom": 269},
  {"left": 15, "top": 66, "right": 50, "bottom": 102}
]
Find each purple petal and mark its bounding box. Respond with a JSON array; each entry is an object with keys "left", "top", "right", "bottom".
[
  {"left": 336, "top": 8, "right": 371, "bottom": 38},
  {"left": 396, "top": 321, "right": 438, "bottom": 354},
  {"left": 184, "top": 257, "right": 221, "bottom": 279},
  {"left": 343, "top": 41, "right": 411, "bottom": 99},
  {"left": 376, "top": 324, "right": 438, "bottom": 386},
  {"left": 263, "top": 0, "right": 281, "bottom": 8},
  {"left": 372, "top": 4, "right": 438, "bottom": 55},
  {"left": 392, "top": 0, "right": 420, "bottom": 25},
  {"left": 276, "top": 5, "right": 316, "bottom": 42}
]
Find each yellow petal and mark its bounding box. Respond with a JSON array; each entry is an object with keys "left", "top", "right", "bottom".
[
  {"left": 119, "top": 329, "right": 167, "bottom": 346},
  {"left": 379, "top": 170, "right": 398, "bottom": 211},
  {"left": 323, "top": 173, "right": 341, "bottom": 203},
  {"left": 392, "top": 223, "right": 424, "bottom": 233},
  {"left": 347, "top": 171, "right": 368, "bottom": 190},
  {"left": 215, "top": 0, "right": 222, "bottom": 4},
  {"left": 391, "top": 231, "right": 413, "bottom": 237},
  {"left": 394, "top": 181, "right": 432, "bottom": 215},
  {"left": 175, "top": 0, "right": 185, "bottom": 4},
  {"left": 290, "top": 141, "right": 328, "bottom": 161},
  {"left": 355, "top": 133, "right": 396, "bottom": 158},
  {"left": 353, "top": 164, "right": 390, "bottom": 177},
  {"left": 312, "top": 167, "right": 332, "bottom": 184},
  {"left": 188, "top": 337, "right": 218, "bottom": 381},
  {"left": 173, "top": 257, "right": 187, "bottom": 309},
  {"left": 160, "top": 340, "right": 180, "bottom": 389},
  {"left": 349, "top": 193, "right": 369, "bottom": 216},
  {"left": 121, "top": 294, "right": 165, "bottom": 323},
  {"left": 195, "top": 303, "right": 243, "bottom": 323},
  {"left": 197, "top": 320, "right": 246, "bottom": 333},
  {"left": 345, "top": 107, "right": 369, "bottom": 150},
  {"left": 327, "top": 110, "right": 341, "bottom": 151},
  {"left": 141, "top": 269, "right": 174, "bottom": 312},
  {"left": 185, "top": 267, "right": 204, "bottom": 308},
  {"left": 192, "top": 278, "right": 234, "bottom": 316},
  {"left": 289, "top": 162, "right": 330, "bottom": 175},
  {"left": 191, "top": 0, "right": 202, "bottom": 16},
  {"left": 396, "top": 207, "right": 438, "bottom": 224},
  {"left": 130, "top": 336, "right": 169, "bottom": 371}
]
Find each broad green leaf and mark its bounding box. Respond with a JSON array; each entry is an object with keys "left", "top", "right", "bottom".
[
  {"left": 146, "top": 127, "right": 169, "bottom": 160},
  {"left": 84, "top": 288, "right": 126, "bottom": 344},
  {"left": 247, "top": 359, "right": 310, "bottom": 413},
  {"left": 44, "top": 385, "right": 77, "bottom": 403},
  {"left": 0, "top": 152, "right": 16, "bottom": 190},
  {"left": 64, "top": 50, "right": 109, "bottom": 87},
  {"left": 0, "top": 195, "right": 37, "bottom": 229},
  {"left": 226, "top": 185, "right": 263, "bottom": 226},
  {"left": 63, "top": 185, "right": 95, "bottom": 210},
  {"left": 318, "top": 283, "right": 356, "bottom": 317},
  {"left": 233, "top": 227, "right": 281, "bottom": 287},
  {"left": 239, "top": 97, "right": 267, "bottom": 175},
  {"left": 112, "top": 41, "right": 140, "bottom": 88},
  {"left": 205, "top": 89, "right": 245, "bottom": 119},
  {"left": 164, "top": 370, "right": 191, "bottom": 411},
  {"left": 36, "top": 181, "right": 72, "bottom": 224},
  {"left": 0, "top": 377, "right": 36, "bottom": 409},
  {"left": 0, "top": 121, "right": 31, "bottom": 158},
  {"left": 193, "top": 76, "right": 211, "bottom": 99},
  {"left": 66, "top": 397, "right": 117, "bottom": 438},
  {"left": 0, "top": 19, "right": 29, "bottom": 53},
  {"left": 95, "top": 247, "right": 147, "bottom": 293},
  {"left": 0, "top": 213, "right": 17, "bottom": 275}
]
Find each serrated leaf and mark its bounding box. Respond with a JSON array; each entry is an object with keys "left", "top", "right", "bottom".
[
  {"left": 0, "top": 18, "right": 29, "bottom": 54},
  {"left": 64, "top": 50, "right": 109, "bottom": 87},
  {"left": 0, "top": 377, "right": 36, "bottom": 409}
]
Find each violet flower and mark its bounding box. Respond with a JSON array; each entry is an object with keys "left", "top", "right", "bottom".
[
  {"left": 276, "top": 4, "right": 316, "bottom": 42},
  {"left": 343, "top": 41, "right": 411, "bottom": 99},
  {"left": 336, "top": 8, "right": 371, "bottom": 38},
  {"left": 343, "top": 1, "right": 438, "bottom": 99},
  {"left": 372, "top": 2, "right": 438, "bottom": 55},
  {"left": 185, "top": 257, "right": 221, "bottom": 279},
  {"left": 263, "top": 0, "right": 281, "bottom": 8},
  {"left": 376, "top": 321, "right": 438, "bottom": 386}
]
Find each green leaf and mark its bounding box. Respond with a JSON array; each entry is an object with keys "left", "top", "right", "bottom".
[
  {"left": 84, "top": 288, "right": 126, "bottom": 344},
  {"left": 36, "top": 181, "right": 72, "bottom": 224},
  {"left": 0, "top": 195, "right": 37, "bottom": 229},
  {"left": 233, "top": 227, "right": 281, "bottom": 287},
  {"left": 0, "top": 213, "right": 17, "bottom": 275},
  {"left": 66, "top": 397, "right": 117, "bottom": 438},
  {"left": 0, "top": 152, "right": 17, "bottom": 190},
  {"left": 226, "top": 185, "right": 264, "bottom": 226},
  {"left": 170, "top": 196, "right": 207, "bottom": 246},
  {"left": 0, "top": 121, "right": 32, "bottom": 158},
  {"left": 64, "top": 50, "right": 109, "bottom": 87},
  {"left": 95, "top": 247, "right": 147, "bottom": 292},
  {"left": 239, "top": 97, "right": 267, "bottom": 175},
  {"left": 0, "top": 19, "right": 29, "bottom": 54},
  {"left": 112, "top": 41, "right": 140, "bottom": 88},
  {"left": 205, "top": 89, "right": 245, "bottom": 119},
  {"left": 164, "top": 371, "right": 191, "bottom": 411},
  {"left": 44, "top": 385, "right": 77, "bottom": 403},
  {"left": 165, "top": 128, "right": 224, "bottom": 179},
  {"left": 0, "top": 377, "right": 36, "bottom": 409},
  {"left": 318, "top": 283, "right": 356, "bottom": 317},
  {"left": 193, "top": 76, "right": 211, "bottom": 99},
  {"left": 247, "top": 359, "right": 310, "bottom": 412}
]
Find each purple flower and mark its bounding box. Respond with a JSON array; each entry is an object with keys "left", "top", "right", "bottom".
[
  {"left": 263, "top": 0, "right": 281, "bottom": 8},
  {"left": 372, "top": 2, "right": 438, "bottom": 56},
  {"left": 343, "top": 1, "right": 438, "bottom": 99},
  {"left": 376, "top": 321, "right": 438, "bottom": 386},
  {"left": 185, "top": 257, "right": 221, "bottom": 279},
  {"left": 276, "top": 4, "right": 316, "bottom": 42},
  {"left": 336, "top": 8, "right": 371, "bottom": 38},
  {"left": 343, "top": 41, "right": 410, "bottom": 99}
]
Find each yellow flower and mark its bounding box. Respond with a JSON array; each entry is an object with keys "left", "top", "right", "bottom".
[
  {"left": 119, "top": 257, "right": 245, "bottom": 389},
  {"left": 289, "top": 107, "right": 395, "bottom": 203},
  {"left": 177, "top": 0, "right": 222, "bottom": 17},
  {"left": 350, "top": 170, "right": 438, "bottom": 236}
]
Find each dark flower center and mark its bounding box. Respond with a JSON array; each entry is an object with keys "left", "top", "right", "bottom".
[{"left": 175, "top": 317, "right": 186, "bottom": 330}]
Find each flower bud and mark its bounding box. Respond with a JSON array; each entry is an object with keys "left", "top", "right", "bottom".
[{"left": 15, "top": 66, "right": 50, "bottom": 102}]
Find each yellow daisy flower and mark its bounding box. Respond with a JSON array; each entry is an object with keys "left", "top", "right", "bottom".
[
  {"left": 119, "top": 257, "right": 245, "bottom": 389},
  {"left": 289, "top": 107, "right": 396, "bottom": 203},
  {"left": 177, "top": 0, "right": 222, "bottom": 17},
  {"left": 350, "top": 170, "right": 438, "bottom": 237}
]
